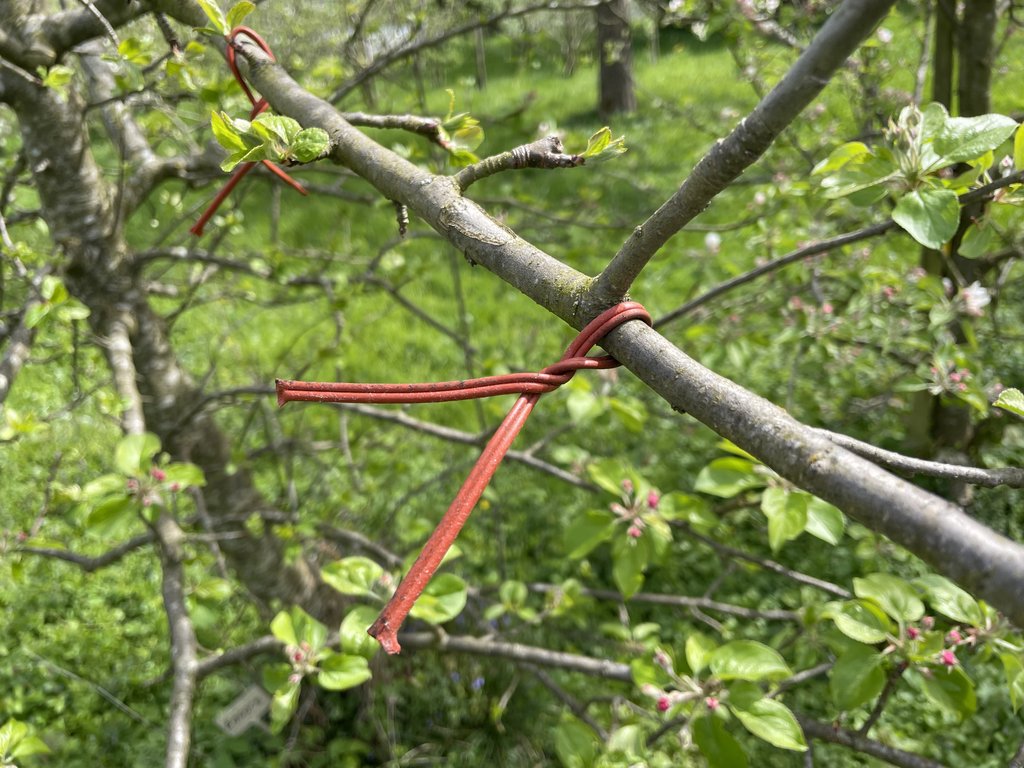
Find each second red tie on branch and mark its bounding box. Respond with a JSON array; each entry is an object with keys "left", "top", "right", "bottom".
[
  {"left": 277, "top": 301, "right": 652, "bottom": 653},
  {"left": 191, "top": 26, "right": 308, "bottom": 237}
]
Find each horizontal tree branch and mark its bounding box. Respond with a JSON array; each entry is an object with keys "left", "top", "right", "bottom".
[
  {"left": 528, "top": 582, "right": 801, "bottom": 621},
  {"left": 18, "top": 532, "right": 155, "bottom": 572},
  {"left": 399, "top": 631, "right": 632, "bottom": 681},
  {"left": 817, "top": 428, "right": 1024, "bottom": 488},
  {"left": 455, "top": 136, "right": 583, "bottom": 190}
]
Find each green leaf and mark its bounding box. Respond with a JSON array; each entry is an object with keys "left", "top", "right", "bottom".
[
  {"left": 85, "top": 496, "right": 136, "bottom": 537},
  {"left": 553, "top": 720, "right": 598, "bottom": 768},
  {"left": 727, "top": 686, "right": 807, "bottom": 751},
  {"left": 1000, "top": 653, "right": 1024, "bottom": 713},
  {"left": 226, "top": 0, "right": 256, "bottom": 28},
  {"left": 292, "top": 606, "right": 328, "bottom": 651},
  {"left": 499, "top": 579, "right": 528, "bottom": 608},
  {"left": 580, "top": 127, "right": 627, "bottom": 162},
  {"left": 805, "top": 497, "right": 844, "bottom": 544},
  {"left": 892, "top": 188, "right": 960, "bottom": 249},
  {"left": 269, "top": 610, "right": 297, "bottom": 646},
  {"left": 586, "top": 458, "right": 631, "bottom": 496},
  {"left": 211, "top": 111, "right": 248, "bottom": 153},
  {"left": 692, "top": 713, "right": 749, "bottom": 768},
  {"left": 913, "top": 575, "right": 982, "bottom": 626},
  {"left": 409, "top": 573, "right": 467, "bottom": 624},
  {"left": 686, "top": 632, "right": 718, "bottom": 675},
  {"left": 0, "top": 720, "right": 29, "bottom": 758},
  {"left": 694, "top": 457, "right": 765, "bottom": 498},
  {"left": 24, "top": 301, "right": 50, "bottom": 328},
  {"left": 321, "top": 556, "right": 384, "bottom": 598},
  {"left": 1014, "top": 125, "right": 1024, "bottom": 171},
  {"left": 812, "top": 141, "right": 871, "bottom": 175},
  {"left": 252, "top": 114, "right": 301, "bottom": 144},
  {"left": 830, "top": 645, "right": 886, "bottom": 711},
  {"left": 564, "top": 510, "right": 616, "bottom": 558},
  {"left": 115, "top": 432, "right": 161, "bottom": 476},
  {"left": 934, "top": 113, "right": 1019, "bottom": 165},
  {"left": 316, "top": 652, "right": 371, "bottom": 690},
  {"left": 11, "top": 733, "right": 50, "bottom": 758},
  {"left": 760, "top": 487, "right": 807, "bottom": 552},
  {"left": 42, "top": 64, "right": 74, "bottom": 92},
  {"left": 195, "top": 0, "right": 228, "bottom": 34},
  {"left": 994, "top": 388, "right": 1024, "bottom": 418},
  {"left": 709, "top": 640, "right": 791, "bottom": 682},
  {"left": 854, "top": 573, "right": 925, "bottom": 623},
  {"left": 910, "top": 666, "right": 976, "bottom": 721},
  {"left": 608, "top": 397, "right": 647, "bottom": 432},
  {"left": 829, "top": 599, "right": 894, "bottom": 644},
  {"left": 269, "top": 681, "right": 300, "bottom": 733},
  {"left": 289, "top": 127, "right": 330, "bottom": 163},
  {"left": 611, "top": 534, "right": 647, "bottom": 599},
  {"left": 957, "top": 219, "right": 993, "bottom": 258}
]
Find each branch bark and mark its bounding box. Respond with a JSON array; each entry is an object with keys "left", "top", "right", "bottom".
[
  {"left": 798, "top": 716, "right": 947, "bottom": 768},
  {"left": 594, "top": 0, "right": 897, "bottom": 297},
  {"left": 212, "top": 11, "right": 1024, "bottom": 627}
]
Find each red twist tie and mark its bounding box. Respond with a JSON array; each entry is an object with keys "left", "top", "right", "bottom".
[
  {"left": 191, "top": 27, "right": 308, "bottom": 237},
  {"left": 277, "top": 301, "right": 652, "bottom": 654}
]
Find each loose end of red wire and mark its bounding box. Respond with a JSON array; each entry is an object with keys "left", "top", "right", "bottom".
[{"left": 367, "top": 617, "right": 401, "bottom": 655}]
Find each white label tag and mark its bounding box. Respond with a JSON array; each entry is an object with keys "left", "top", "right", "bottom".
[{"left": 215, "top": 684, "right": 272, "bottom": 736}]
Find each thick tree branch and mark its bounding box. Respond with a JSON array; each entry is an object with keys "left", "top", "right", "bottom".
[
  {"left": 798, "top": 716, "right": 946, "bottom": 768},
  {"left": 0, "top": 301, "right": 36, "bottom": 406},
  {"left": 219, "top": 13, "right": 1024, "bottom": 627},
  {"left": 153, "top": 512, "right": 198, "bottom": 768},
  {"left": 594, "top": 0, "right": 897, "bottom": 297}
]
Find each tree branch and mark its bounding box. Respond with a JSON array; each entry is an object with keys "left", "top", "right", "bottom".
[
  {"left": 153, "top": 512, "right": 199, "bottom": 768},
  {"left": 525, "top": 664, "right": 608, "bottom": 740},
  {"left": 655, "top": 220, "right": 895, "bottom": 328},
  {"left": 798, "top": 715, "right": 947, "bottom": 768},
  {"left": 528, "top": 582, "right": 801, "bottom": 621},
  {"left": 398, "top": 631, "right": 632, "bottom": 681},
  {"left": 594, "top": 0, "right": 898, "bottom": 298},
  {"left": 18, "top": 532, "right": 155, "bottom": 572},
  {"left": 817, "top": 428, "right": 1024, "bottom": 488},
  {"left": 455, "top": 136, "right": 583, "bottom": 190},
  {"left": 674, "top": 521, "right": 852, "bottom": 598}
]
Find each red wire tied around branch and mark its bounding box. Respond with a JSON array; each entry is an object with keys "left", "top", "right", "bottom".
[
  {"left": 191, "top": 27, "right": 308, "bottom": 237},
  {"left": 277, "top": 301, "right": 652, "bottom": 654}
]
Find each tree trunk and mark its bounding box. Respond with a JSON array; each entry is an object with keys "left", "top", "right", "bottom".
[
  {"left": 956, "top": 0, "right": 996, "bottom": 116},
  {"left": 597, "top": 0, "right": 636, "bottom": 119}
]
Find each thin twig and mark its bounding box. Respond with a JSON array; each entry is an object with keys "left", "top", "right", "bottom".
[
  {"left": 675, "top": 522, "right": 851, "bottom": 598},
  {"left": 655, "top": 221, "right": 895, "bottom": 328},
  {"left": 816, "top": 428, "right": 1024, "bottom": 488},
  {"left": 455, "top": 136, "right": 583, "bottom": 190},
  {"left": 398, "top": 631, "right": 632, "bottom": 681},
  {"left": 858, "top": 663, "right": 906, "bottom": 736},
  {"left": 19, "top": 533, "right": 155, "bottom": 572},
  {"left": 525, "top": 665, "right": 608, "bottom": 740},
  {"left": 528, "top": 582, "right": 801, "bottom": 621}
]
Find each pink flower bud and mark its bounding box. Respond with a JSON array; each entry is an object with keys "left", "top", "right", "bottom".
[
  {"left": 151, "top": 468, "right": 167, "bottom": 482},
  {"left": 627, "top": 525, "right": 643, "bottom": 539},
  {"left": 705, "top": 696, "right": 720, "bottom": 711},
  {"left": 822, "top": 302, "right": 834, "bottom": 315},
  {"left": 126, "top": 478, "right": 139, "bottom": 492},
  {"left": 657, "top": 696, "right": 671, "bottom": 712},
  {"left": 621, "top": 478, "right": 634, "bottom": 494},
  {"left": 939, "top": 649, "right": 957, "bottom": 667},
  {"left": 947, "top": 629, "right": 963, "bottom": 644},
  {"left": 907, "top": 626, "right": 920, "bottom": 640},
  {"left": 653, "top": 649, "right": 672, "bottom": 671},
  {"left": 170, "top": 483, "right": 181, "bottom": 492},
  {"left": 647, "top": 490, "right": 660, "bottom": 510},
  {"left": 921, "top": 616, "right": 935, "bottom": 630},
  {"left": 288, "top": 673, "right": 302, "bottom": 685}
]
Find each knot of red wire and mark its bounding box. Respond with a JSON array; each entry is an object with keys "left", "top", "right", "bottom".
[
  {"left": 191, "top": 27, "right": 308, "bottom": 237},
  {"left": 277, "top": 301, "right": 652, "bottom": 654}
]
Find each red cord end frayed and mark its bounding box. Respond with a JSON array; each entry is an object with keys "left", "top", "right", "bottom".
[
  {"left": 275, "top": 379, "right": 288, "bottom": 407},
  {"left": 368, "top": 616, "right": 401, "bottom": 655}
]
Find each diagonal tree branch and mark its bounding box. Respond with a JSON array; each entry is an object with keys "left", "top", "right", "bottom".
[
  {"left": 798, "top": 716, "right": 947, "bottom": 768},
  {"left": 594, "top": 0, "right": 897, "bottom": 298},
  {"left": 18, "top": 533, "right": 156, "bottom": 571},
  {"left": 195, "top": 5, "right": 1024, "bottom": 627}
]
